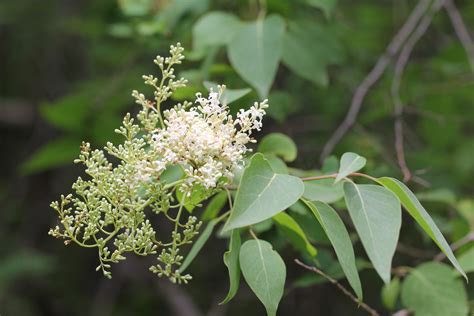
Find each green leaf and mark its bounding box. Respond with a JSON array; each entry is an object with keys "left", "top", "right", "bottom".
[
  {"left": 343, "top": 182, "right": 401, "bottom": 283},
  {"left": 193, "top": 12, "right": 242, "bottom": 50},
  {"left": 264, "top": 154, "right": 289, "bottom": 174},
  {"left": 458, "top": 247, "right": 474, "bottom": 274},
  {"left": 40, "top": 94, "right": 90, "bottom": 132},
  {"left": 179, "top": 220, "right": 217, "bottom": 273},
  {"left": 266, "top": 91, "right": 299, "bottom": 123},
  {"left": 335, "top": 152, "right": 367, "bottom": 183},
  {"left": 304, "top": 200, "right": 362, "bottom": 299},
  {"left": 176, "top": 184, "right": 209, "bottom": 213},
  {"left": 223, "top": 154, "right": 304, "bottom": 231},
  {"left": 305, "top": 0, "right": 337, "bottom": 18},
  {"left": 381, "top": 277, "right": 401, "bottom": 311},
  {"left": 272, "top": 212, "right": 317, "bottom": 257},
  {"left": 401, "top": 262, "right": 468, "bottom": 316},
  {"left": 240, "top": 239, "right": 286, "bottom": 316},
  {"left": 228, "top": 15, "right": 285, "bottom": 98},
  {"left": 202, "top": 191, "right": 228, "bottom": 221},
  {"left": 258, "top": 133, "right": 297, "bottom": 162},
  {"left": 220, "top": 230, "right": 241, "bottom": 304},
  {"left": 118, "top": 0, "right": 152, "bottom": 16},
  {"left": 20, "top": 137, "right": 81, "bottom": 174},
  {"left": 303, "top": 179, "right": 344, "bottom": 203},
  {"left": 281, "top": 19, "right": 343, "bottom": 86},
  {"left": 378, "top": 177, "right": 467, "bottom": 280},
  {"left": 160, "top": 164, "right": 185, "bottom": 184},
  {"left": 203, "top": 81, "right": 251, "bottom": 105}
]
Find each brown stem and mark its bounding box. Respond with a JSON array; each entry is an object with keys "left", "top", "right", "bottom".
[
  {"left": 444, "top": 0, "right": 474, "bottom": 72},
  {"left": 294, "top": 259, "right": 380, "bottom": 316},
  {"left": 301, "top": 172, "right": 377, "bottom": 182}
]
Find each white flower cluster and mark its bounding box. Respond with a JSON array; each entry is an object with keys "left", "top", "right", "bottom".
[{"left": 149, "top": 87, "right": 268, "bottom": 189}]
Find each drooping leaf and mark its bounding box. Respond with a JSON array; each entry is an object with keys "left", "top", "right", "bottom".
[
  {"left": 305, "top": 0, "right": 338, "bottom": 18},
  {"left": 223, "top": 154, "right": 304, "bottom": 231},
  {"left": 203, "top": 81, "right": 251, "bottom": 105},
  {"left": 272, "top": 212, "right": 317, "bottom": 257},
  {"left": 304, "top": 200, "right": 362, "bottom": 299},
  {"left": 220, "top": 230, "right": 241, "bottom": 304},
  {"left": 303, "top": 179, "right": 344, "bottom": 203},
  {"left": 227, "top": 15, "right": 285, "bottom": 98},
  {"left": 378, "top": 177, "right": 467, "bottom": 279},
  {"left": 401, "top": 262, "right": 468, "bottom": 316},
  {"left": 381, "top": 277, "right": 401, "bottom": 311},
  {"left": 179, "top": 220, "right": 217, "bottom": 273},
  {"left": 240, "top": 239, "right": 286, "bottom": 316},
  {"left": 343, "top": 182, "right": 401, "bottom": 283},
  {"left": 282, "top": 19, "right": 344, "bottom": 87},
  {"left": 202, "top": 191, "right": 228, "bottom": 221},
  {"left": 258, "top": 133, "right": 297, "bottom": 162},
  {"left": 335, "top": 152, "right": 367, "bottom": 183},
  {"left": 193, "top": 12, "right": 242, "bottom": 50}
]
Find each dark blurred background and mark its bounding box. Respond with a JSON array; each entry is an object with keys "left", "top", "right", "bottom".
[{"left": 1, "top": 0, "right": 473, "bottom": 315}]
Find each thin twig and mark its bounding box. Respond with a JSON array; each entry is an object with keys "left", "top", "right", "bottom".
[
  {"left": 444, "top": 0, "right": 474, "bottom": 72},
  {"left": 294, "top": 259, "right": 380, "bottom": 316},
  {"left": 320, "top": 0, "right": 432, "bottom": 162},
  {"left": 434, "top": 231, "right": 474, "bottom": 261},
  {"left": 301, "top": 172, "right": 377, "bottom": 182},
  {"left": 391, "top": 0, "right": 445, "bottom": 182}
]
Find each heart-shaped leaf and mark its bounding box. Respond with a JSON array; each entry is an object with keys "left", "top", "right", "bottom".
[
  {"left": 227, "top": 15, "right": 285, "bottom": 98},
  {"left": 343, "top": 182, "right": 401, "bottom": 283},
  {"left": 223, "top": 154, "right": 304, "bottom": 231}
]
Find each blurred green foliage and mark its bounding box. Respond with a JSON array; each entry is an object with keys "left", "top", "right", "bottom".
[{"left": 1, "top": 0, "right": 473, "bottom": 315}]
